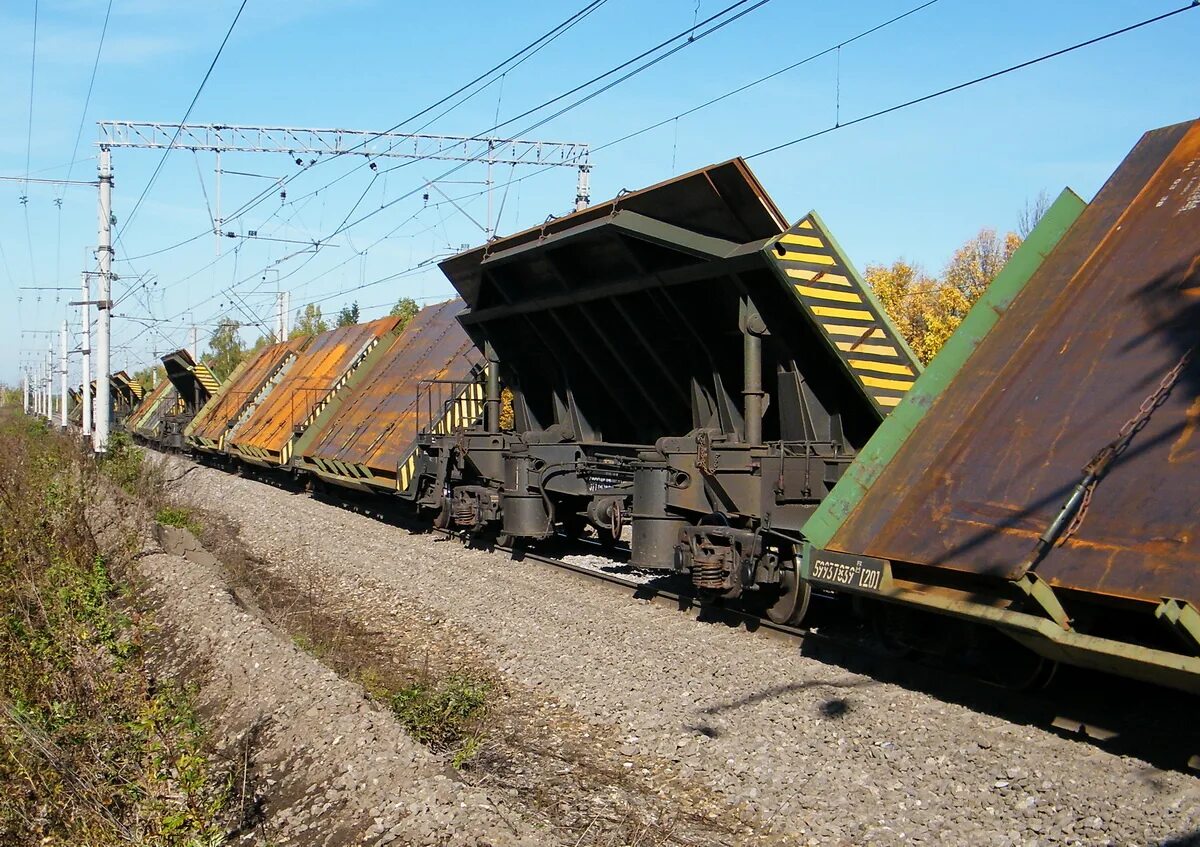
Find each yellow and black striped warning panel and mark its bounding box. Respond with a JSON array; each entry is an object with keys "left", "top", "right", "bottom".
[
  {"left": 769, "top": 213, "right": 922, "bottom": 411},
  {"left": 193, "top": 362, "right": 221, "bottom": 395}
]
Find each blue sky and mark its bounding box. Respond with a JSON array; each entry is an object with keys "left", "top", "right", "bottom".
[{"left": 1, "top": 0, "right": 1197, "bottom": 383}]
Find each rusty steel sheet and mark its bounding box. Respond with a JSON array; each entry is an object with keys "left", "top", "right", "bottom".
[
  {"left": 293, "top": 299, "right": 482, "bottom": 491},
  {"left": 186, "top": 337, "right": 308, "bottom": 450},
  {"left": 228, "top": 316, "right": 402, "bottom": 465},
  {"left": 825, "top": 119, "right": 1200, "bottom": 610},
  {"left": 126, "top": 379, "right": 177, "bottom": 439}
]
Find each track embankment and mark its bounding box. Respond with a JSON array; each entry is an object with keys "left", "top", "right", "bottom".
[
  {"left": 138, "top": 525, "right": 552, "bottom": 846},
  {"left": 161, "top": 455, "right": 1200, "bottom": 847}
]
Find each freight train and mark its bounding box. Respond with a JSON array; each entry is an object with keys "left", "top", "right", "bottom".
[{"left": 117, "top": 118, "right": 1200, "bottom": 698}]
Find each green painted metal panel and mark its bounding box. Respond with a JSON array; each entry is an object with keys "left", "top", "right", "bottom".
[{"left": 801, "top": 188, "right": 1087, "bottom": 549}]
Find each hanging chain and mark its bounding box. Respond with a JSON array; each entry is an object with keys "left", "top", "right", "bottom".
[{"left": 1061, "top": 345, "right": 1195, "bottom": 542}]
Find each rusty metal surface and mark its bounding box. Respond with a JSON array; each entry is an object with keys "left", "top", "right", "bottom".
[
  {"left": 828, "top": 119, "right": 1200, "bottom": 609},
  {"left": 296, "top": 300, "right": 482, "bottom": 483},
  {"left": 229, "top": 316, "right": 401, "bottom": 461},
  {"left": 187, "top": 338, "right": 305, "bottom": 446},
  {"left": 127, "top": 379, "right": 176, "bottom": 437}
]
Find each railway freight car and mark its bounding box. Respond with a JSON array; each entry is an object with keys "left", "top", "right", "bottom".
[
  {"left": 109, "top": 371, "right": 143, "bottom": 429},
  {"left": 801, "top": 118, "right": 1200, "bottom": 694},
  {"left": 159, "top": 349, "right": 220, "bottom": 450},
  {"left": 225, "top": 317, "right": 403, "bottom": 469},
  {"left": 66, "top": 387, "right": 82, "bottom": 428},
  {"left": 185, "top": 336, "right": 309, "bottom": 455},
  {"left": 125, "top": 378, "right": 181, "bottom": 446},
  {"left": 416, "top": 159, "right": 920, "bottom": 623},
  {"left": 291, "top": 299, "right": 484, "bottom": 495}
]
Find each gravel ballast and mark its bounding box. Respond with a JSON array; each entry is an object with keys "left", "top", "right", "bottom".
[
  {"left": 166, "top": 458, "right": 1200, "bottom": 846},
  {"left": 127, "top": 521, "right": 550, "bottom": 846}
]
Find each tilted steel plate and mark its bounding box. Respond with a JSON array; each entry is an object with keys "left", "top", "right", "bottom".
[
  {"left": 162, "top": 347, "right": 220, "bottom": 411},
  {"left": 765, "top": 214, "right": 922, "bottom": 413},
  {"left": 440, "top": 157, "right": 913, "bottom": 449},
  {"left": 127, "top": 379, "right": 178, "bottom": 438},
  {"left": 444, "top": 158, "right": 789, "bottom": 307},
  {"left": 820, "top": 119, "right": 1200, "bottom": 609},
  {"left": 186, "top": 337, "right": 309, "bottom": 448},
  {"left": 294, "top": 299, "right": 483, "bottom": 490},
  {"left": 228, "top": 316, "right": 402, "bottom": 465}
]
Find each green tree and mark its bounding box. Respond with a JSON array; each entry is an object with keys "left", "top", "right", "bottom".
[
  {"left": 868, "top": 227, "right": 1021, "bottom": 365},
  {"left": 336, "top": 301, "right": 361, "bottom": 327},
  {"left": 203, "top": 318, "right": 246, "bottom": 381},
  {"left": 389, "top": 297, "right": 420, "bottom": 331},
  {"left": 290, "top": 303, "right": 329, "bottom": 339},
  {"left": 941, "top": 228, "right": 1020, "bottom": 308},
  {"left": 130, "top": 365, "right": 166, "bottom": 394}
]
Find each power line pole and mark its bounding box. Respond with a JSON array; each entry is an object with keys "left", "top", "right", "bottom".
[
  {"left": 45, "top": 347, "right": 53, "bottom": 422},
  {"left": 22, "top": 371, "right": 29, "bottom": 414},
  {"left": 190, "top": 325, "right": 198, "bottom": 360},
  {"left": 94, "top": 147, "right": 113, "bottom": 453},
  {"left": 80, "top": 272, "right": 92, "bottom": 437},
  {"left": 59, "top": 321, "right": 68, "bottom": 429}
]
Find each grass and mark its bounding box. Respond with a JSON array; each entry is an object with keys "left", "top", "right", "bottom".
[
  {"left": 155, "top": 506, "right": 203, "bottom": 536},
  {"left": 0, "top": 411, "right": 236, "bottom": 844},
  {"left": 387, "top": 673, "right": 490, "bottom": 760},
  {"left": 209, "top": 538, "right": 492, "bottom": 771}
]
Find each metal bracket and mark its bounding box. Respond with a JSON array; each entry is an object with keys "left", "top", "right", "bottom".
[
  {"left": 1155, "top": 598, "right": 1200, "bottom": 655},
  {"left": 1014, "top": 573, "right": 1072, "bottom": 631}
]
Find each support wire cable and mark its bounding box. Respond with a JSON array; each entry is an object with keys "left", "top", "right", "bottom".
[
  {"left": 119, "top": 0, "right": 250, "bottom": 238},
  {"left": 107, "top": 0, "right": 608, "bottom": 266},
  {"left": 154, "top": 0, "right": 771, "bottom": 330},
  {"left": 746, "top": 2, "right": 1200, "bottom": 160}
]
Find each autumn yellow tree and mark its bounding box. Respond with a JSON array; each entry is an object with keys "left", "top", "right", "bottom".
[{"left": 868, "top": 227, "right": 1021, "bottom": 364}]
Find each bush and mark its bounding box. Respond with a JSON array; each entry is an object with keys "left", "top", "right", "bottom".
[
  {"left": 388, "top": 674, "right": 489, "bottom": 758},
  {"left": 0, "top": 412, "right": 232, "bottom": 844},
  {"left": 98, "top": 430, "right": 145, "bottom": 495}
]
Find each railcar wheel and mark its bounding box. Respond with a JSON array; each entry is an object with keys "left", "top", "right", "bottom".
[
  {"left": 766, "top": 567, "right": 811, "bottom": 626},
  {"left": 431, "top": 498, "right": 451, "bottom": 530}
]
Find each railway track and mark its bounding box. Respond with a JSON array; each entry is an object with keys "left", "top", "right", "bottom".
[
  {"left": 202, "top": 455, "right": 1200, "bottom": 774},
  {"left": 440, "top": 523, "right": 1200, "bottom": 775}
]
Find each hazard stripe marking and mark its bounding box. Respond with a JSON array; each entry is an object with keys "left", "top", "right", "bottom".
[
  {"left": 795, "top": 285, "right": 864, "bottom": 304},
  {"left": 770, "top": 212, "right": 922, "bottom": 414},
  {"left": 785, "top": 268, "right": 852, "bottom": 286},
  {"left": 849, "top": 358, "right": 916, "bottom": 376}
]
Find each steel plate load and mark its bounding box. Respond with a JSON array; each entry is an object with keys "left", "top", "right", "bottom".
[
  {"left": 108, "top": 371, "right": 144, "bottom": 429},
  {"left": 185, "top": 336, "right": 310, "bottom": 454},
  {"left": 66, "top": 387, "right": 82, "bottom": 427},
  {"left": 226, "top": 316, "right": 403, "bottom": 468},
  {"left": 125, "top": 378, "right": 181, "bottom": 446},
  {"left": 291, "top": 299, "right": 484, "bottom": 495},
  {"left": 802, "top": 118, "right": 1200, "bottom": 693}
]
